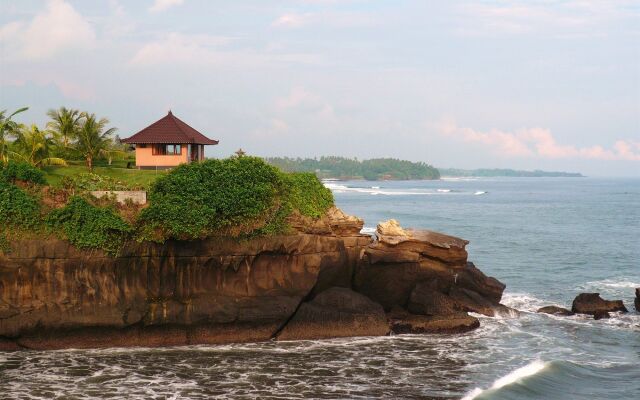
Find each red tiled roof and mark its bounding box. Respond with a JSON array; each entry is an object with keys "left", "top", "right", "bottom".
[{"left": 121, "top": 111, "right": 219, "bottom": 145}]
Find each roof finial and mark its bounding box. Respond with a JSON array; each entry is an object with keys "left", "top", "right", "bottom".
[{"left": 168, "top": 109, "right": 173, "bottom": 115}]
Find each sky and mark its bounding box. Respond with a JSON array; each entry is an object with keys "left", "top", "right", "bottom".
[{"left": 0, "top": 0, "right": 639, "bottom": 176}]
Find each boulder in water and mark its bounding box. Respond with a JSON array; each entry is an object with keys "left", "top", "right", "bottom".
[
  {"left": 571, "top": 293, "right": 627, "bottom": 315},
  {"left": 387, "top": 308, "right": 479, "bottom": 334},
  {"left": 593, "top": 311, "right": 610, "bottom": 320},
  {"left": 635, "top": 288, "right": 640, "bottom": 312},
  {"left": 537, "top": 306, "right": 574, "bottom": 316}
]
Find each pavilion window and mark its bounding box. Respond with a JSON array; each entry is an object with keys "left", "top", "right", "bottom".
[{"left": 153, "top": 144, "right": 182, "bottom": 155}]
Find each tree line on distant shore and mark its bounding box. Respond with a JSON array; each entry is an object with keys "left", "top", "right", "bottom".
[
  {"left": 438, "top": 168, "right": 584, "bottom": 178},
  {"left": 0, "top": 106, "right": 128, "bottom": 171},
  {"left": 265, "top": 156, "right": 440, "bottom": 180}
]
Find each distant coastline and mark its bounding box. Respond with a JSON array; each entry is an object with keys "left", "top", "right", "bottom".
[
  {"left": 265, "top": 156, "right": 583, "bottom": 180},
  {"left": 438, "top": 168, "right": 584, "bottom": 178},
  {"left": 265, "top": 156, "right": 440, "bottom": 181}
]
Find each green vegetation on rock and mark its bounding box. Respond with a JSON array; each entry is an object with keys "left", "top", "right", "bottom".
[
  {"left": 0, "top": 153, "right": 335, "bottom": 253},
  {"left": 266, "top": 156, "right": 440, "bottom": 180},
  {"left": 0, "top": 180, "right": 42, "bottom": 229},
  {"left": 286, "top": 172, "right": 334, "bottom": 219},
  {"left": 0, "top": 161, "right": 46, "bottom": 185},
  {"left": 43, "top": 161, "right": 164, "bottom": 190},
  {"left": 46, "top": 196, "right": 132, "bottom": 254},
  {"left": 140, "top": 156, "right": 334, "bottom": 241}
]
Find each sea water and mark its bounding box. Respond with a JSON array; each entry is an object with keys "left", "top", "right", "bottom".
[{"left": 1, "top": 177, "right": 638, "bottom": 399}]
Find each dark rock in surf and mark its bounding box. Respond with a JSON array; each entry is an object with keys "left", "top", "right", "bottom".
[
  {"left": 571, "top": 293, "right": 627, "bottom": 315},
  {"left": 387, "top": 307, "right": 479, "bottom": 334},
  {"left": 537, "top": 306, "right": 574, "bottom": 316},
  {"left": 635, "top": 288, "right": 640, "bottom": 312},
  {"left": 593, "top": 311, "right": 610, "bottom": 320},
  {"left": 276, "top": 287, "right": 389, "bottom": 340}
]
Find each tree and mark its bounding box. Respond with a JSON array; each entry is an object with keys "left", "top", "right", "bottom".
[
  {"left": 10, "top": 125, "right": 67, "bottom": 168},
  {"left": 46, "top": 107, "right": 81, "bottom": 148},
  {"left": 74, "top": 113, "right": 118, "bottom": 171},
  {"left": 0, "top": 107, "right": 28, "bottom": 165}
]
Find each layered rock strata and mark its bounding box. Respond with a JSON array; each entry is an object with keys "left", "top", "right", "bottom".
[{"left": 0, "top": 213, "right": 506, "bottom": 350}]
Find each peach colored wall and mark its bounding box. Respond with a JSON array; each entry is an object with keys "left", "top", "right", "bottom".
[{"left": 134, "top": 145, "right": 188, "bottom": 168}]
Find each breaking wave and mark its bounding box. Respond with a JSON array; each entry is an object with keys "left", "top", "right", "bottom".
[
  {"left": 323, "top": 182, "right": 485, "bottom": 197},
  {"left": 462, "top": 360, "right": 547, "bottom": 400},
  {"left": 462, "top": 360, "right": 640, "bottom": 400}
]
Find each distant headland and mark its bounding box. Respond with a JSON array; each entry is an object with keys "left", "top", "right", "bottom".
[
  {"left": 438, "top": 168, "right": 584, "bottom": 178},
  {"left": 265, "top": 156, "right": 440, "bottom": 180},
  {"left": 265, "top": 156, "right": 583, "bottom": 180}
]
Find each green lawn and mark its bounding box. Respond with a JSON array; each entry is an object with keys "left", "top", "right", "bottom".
[{"left": 42, "top": 160, "right": 166, "bottom": 189}]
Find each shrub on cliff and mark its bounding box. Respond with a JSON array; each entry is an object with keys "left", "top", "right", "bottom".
[
  {"left": 138, "top": 156, "right": 334, "bottom": 240},
  {"left": 0, "top": 161, "right": 46, "bottom": 185},
  {"left": 46, "top": 196, "right": 132, "bottom": 254},
  {"left": 139, "top": 156, "right": 286, "bottom": 239},
  {"left": 286, "top": 172, "right": 334, "bottom": 219},
  {"left": 0, "top": 180, "right": 42, "bottom": 229}
]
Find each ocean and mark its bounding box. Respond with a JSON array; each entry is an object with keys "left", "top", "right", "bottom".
[{"left": 1, "top": 177, "right": 639, "bottom": 399}]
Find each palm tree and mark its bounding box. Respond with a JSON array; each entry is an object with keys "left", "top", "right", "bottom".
[
  {"left": 0, "top": 107, "right": 29, "bottom": 165},
  {"left": 75, "top": 113, "right": 119, "bottom": 171},
  {"left": 46, "top": 107, "right": 81, "bottom": 148},
  {"left": 10, "top": 125, "right": 67, "bottom": 168}
]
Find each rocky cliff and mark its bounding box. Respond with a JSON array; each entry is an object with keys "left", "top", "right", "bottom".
[{"left": 0, "top": 209, "right": 507, "bottom": 350}]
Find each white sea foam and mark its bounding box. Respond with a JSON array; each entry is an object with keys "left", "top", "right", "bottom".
[
  {"left": 360, "top": 227, "right": 376, "bottom": 235},
  {"left": 500, "top": 292, "right": 549, "bottom": 312},
  {"left": 579, "top": 278, "right": 640, "bottom": 290},
  {"left": 462, "top": 360, "right": 548, "bottom": 400},
  {"left": 474, "top": 191, "right": 487, "bottom": 195},
  {"left": 440, "top": 177, "right": 479, "bottom": 181},
  {"left": 323, "top": 182, "right": 476, "bottom": 196}
]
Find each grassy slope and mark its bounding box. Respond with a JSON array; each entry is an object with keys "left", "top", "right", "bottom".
[{"left": 42, "top": 160, "right": 166, "bottom": 189}]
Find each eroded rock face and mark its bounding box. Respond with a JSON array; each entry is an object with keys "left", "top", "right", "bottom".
[
  {"left": 571, "top": 293, "right": 628, "bottom": 315},
  {"left": 276, "top": 287, "right": 389, "bottom": 340},
  {"left": 0, "top": 234, "right": 367, "bottom": 350},
  {"left": 354, "top": 224, "right": 506, "bottom": 316},
  {"left": 0, "top": 212, "right": 508, "bottom": 350}
]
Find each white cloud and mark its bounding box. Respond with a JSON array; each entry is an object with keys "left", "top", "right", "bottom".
[
  {"left": 129, "top": 33, "right": 322, "bottom": 67},
  {"left": 456, "top": 1, "right": 639, "bottom": 37},
  {"left": 129, "top": 33, "right": 231, "bottom": 66},
  {"left": 272, "top": 13, "right": 314, "bottom": 28},
  {"left": 439, "top": 120, "right": 640, "bottom": 161},
  {"left": 271, "top": 11, "right": 377, "bottom": 29},
  {"left": 149, "top": 0, "right": 184, "bottom": 13},
  {"left": 275, "top": 87, "right": 335, "bottom": 120},
  {"left": 0, "top": 0, "right": 95, "bottom": 60}
]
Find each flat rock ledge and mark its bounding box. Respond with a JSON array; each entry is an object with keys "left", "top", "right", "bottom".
[{"left": 388, "top": 308, "right": 480, "bottom": 334}]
